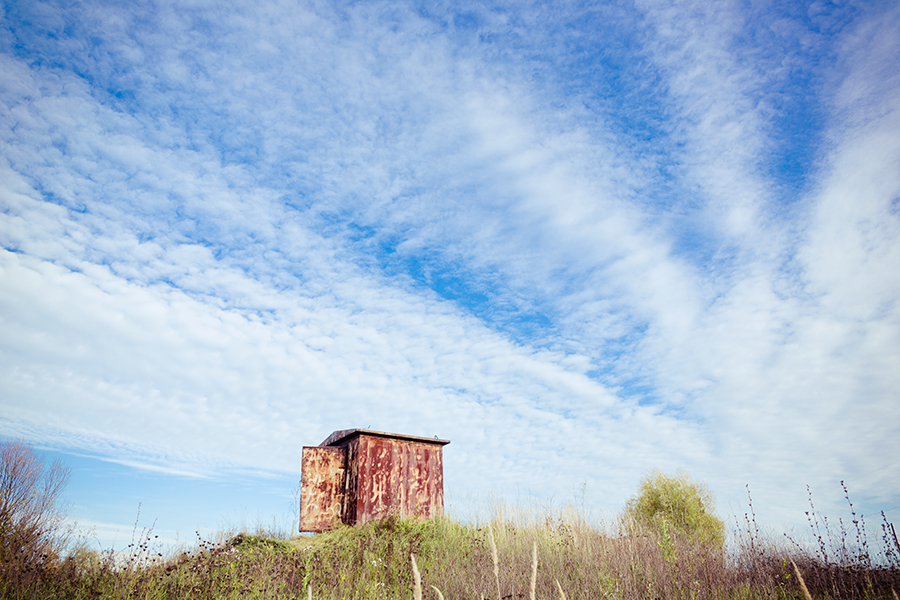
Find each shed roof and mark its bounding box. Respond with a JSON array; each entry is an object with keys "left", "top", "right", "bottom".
[{"left": 320, "top": 428, "right": 450, "bottom": 447}]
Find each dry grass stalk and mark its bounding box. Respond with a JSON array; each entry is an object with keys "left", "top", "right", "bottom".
[
  {"left": 431, "top": 585, "right": 446, "bottom": 600},
  {"left": 892, "top": 588, "right": 899, "bottom": 600},
  {"left": 488, "top": 523, "right": 501, "bottom": 600},
  {"left": 555, "top": 578, "right": 568, "bottom": 600},
  {"left": 530, "top": 541, "right": 538, "bottom": 600},
  {"left": 792, "top": 559, "right": 813, "bottom": 600},
  {"left": 411, "top": 553, "right": 423, "bottom": 600}
]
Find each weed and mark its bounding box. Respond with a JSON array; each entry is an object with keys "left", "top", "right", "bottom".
[{"left": 2, "top": 487, "right": 898, "bottom": 599}]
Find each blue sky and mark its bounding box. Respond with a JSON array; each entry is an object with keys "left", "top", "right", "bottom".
[{"left": 1, "top": 0, "right": 899, "bottom": 552}]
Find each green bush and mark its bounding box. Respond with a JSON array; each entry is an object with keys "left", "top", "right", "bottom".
[{"left": 623, "top": 469, "right": 725, "bottom": 547}]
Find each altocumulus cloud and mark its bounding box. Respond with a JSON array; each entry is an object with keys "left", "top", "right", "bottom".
[{"left": 1, "top": 0, "right": 899, "bottom": 540}]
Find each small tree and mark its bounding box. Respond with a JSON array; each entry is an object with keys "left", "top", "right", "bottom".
[
  {"left": 0, "top": 440, "right": 71, "bottom": 565},
  {"left": 623, "top": 469, "right": 725, "bottom": 547}
]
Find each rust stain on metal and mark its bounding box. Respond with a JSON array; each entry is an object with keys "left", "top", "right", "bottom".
[
  {"left": 299, "top": 429, "right": 449, "bottom": 532},
  {"left": 299, "top": 446, "right": 346, "bottom": 533}
]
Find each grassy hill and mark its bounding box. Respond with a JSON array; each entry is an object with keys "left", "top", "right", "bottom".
[{"left": 3, "top": 504, "right": 899, "bottom": 599}]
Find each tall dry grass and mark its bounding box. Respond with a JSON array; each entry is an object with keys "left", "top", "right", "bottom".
[{"left": 1, "top": 492, "right": 898, "bottom": 599}]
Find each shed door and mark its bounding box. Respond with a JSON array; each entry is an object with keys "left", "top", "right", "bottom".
[{"left": 299, "top": 446, "right": 346, "bottom": 532}]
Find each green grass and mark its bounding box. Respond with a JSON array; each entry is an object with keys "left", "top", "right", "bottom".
[{"left": 2, "top": 502, "right": 899, "bottom": 600}]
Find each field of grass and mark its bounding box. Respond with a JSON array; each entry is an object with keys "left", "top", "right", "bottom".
[{"left": 2, "top": 496, "right": 899, "bottom": 600}]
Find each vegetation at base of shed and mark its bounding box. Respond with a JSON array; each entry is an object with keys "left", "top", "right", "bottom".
[
  {"left": 3, "top": 506, "right": 899, "bottom": 600},
  {"left": 2, "top": 444, "right": 899, "bottom": 599}
]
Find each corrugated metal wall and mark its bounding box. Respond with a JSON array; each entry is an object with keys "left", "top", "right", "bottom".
[
  {"left": 299, "top": 446, "right": 346, "bottom": 532},
  {"left": 353, "top": 435, "right": 444, "bottom": 524}
]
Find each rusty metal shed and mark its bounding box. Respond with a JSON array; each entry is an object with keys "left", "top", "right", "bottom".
[{"left": 299, "top": 429, "right": 450, "bottom": 532}]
